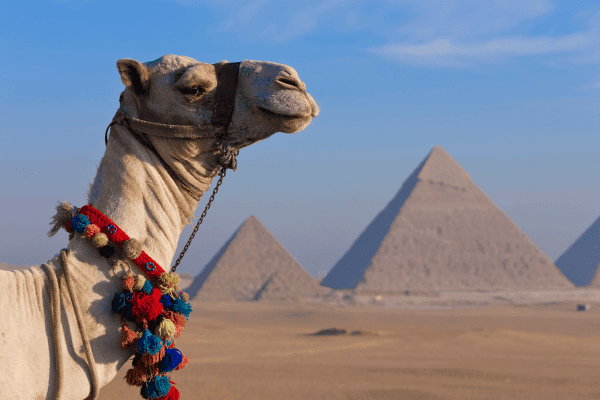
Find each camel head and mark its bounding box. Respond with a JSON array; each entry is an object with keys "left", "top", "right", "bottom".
[{"left": 116, "top": 55, "right": 319, "bottom": 150}]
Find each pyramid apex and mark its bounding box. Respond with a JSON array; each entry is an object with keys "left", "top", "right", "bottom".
[{"left": 417, "top": 146, "right": 472, "bottom": 188}]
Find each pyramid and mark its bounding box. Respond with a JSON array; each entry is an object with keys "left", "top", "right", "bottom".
[
  {"left": 188, "top": 216, "right": 325, "bottom": 301},
  {"left": 554, "top": 216, "right": 600, "bottom": 286},
  {"left": 321, "top": 146, "right": 574, "bottom": 293}
]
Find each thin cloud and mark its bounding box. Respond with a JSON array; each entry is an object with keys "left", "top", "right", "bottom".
[
  {"left": 580, "top": 72, "right": 600, "bottom": 91},
  {"left": 368, "top": 33, "right": 591, "bottom": 68},
  {"left": 171, "top": 0, "right": 555, "bottom": 44}
]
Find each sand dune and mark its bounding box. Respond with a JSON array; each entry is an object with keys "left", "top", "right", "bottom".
[{"left": 98, "top": 295, "right": 600, "bottom": 400}]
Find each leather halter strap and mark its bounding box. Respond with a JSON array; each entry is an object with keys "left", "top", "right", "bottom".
[
  {"left": 105, "top": 61, "right": 242, "bottom": 143},
  {"left": 212, "top": 61, "right": 241, "bottom": 129}
]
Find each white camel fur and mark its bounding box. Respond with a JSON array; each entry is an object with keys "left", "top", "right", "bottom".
[{"left": 0, "top": 55, "right": 319, "bottom": 399}]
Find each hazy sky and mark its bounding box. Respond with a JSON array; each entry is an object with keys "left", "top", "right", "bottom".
[{"left": 1, "top": 0, "right": 599, "bottom": 279}]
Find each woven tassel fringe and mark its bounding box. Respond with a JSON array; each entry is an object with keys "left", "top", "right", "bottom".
[{"left": 48, "top": 201, "right": 78, "bottom": 237}]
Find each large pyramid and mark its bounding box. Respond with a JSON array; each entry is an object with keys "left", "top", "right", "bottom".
[
  {"left": 321, "top": 146, "right": 574, "bottom": 293},
  {"left": 188, "top": 216, "right": 325, "bottom": 301},
  {"left": 555, "top": 216, "right": 600, "bottom": 286}
]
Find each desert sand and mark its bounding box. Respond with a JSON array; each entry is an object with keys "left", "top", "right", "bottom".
[{"left": 98, "top": 294, "right": 600, "bottom": 400}]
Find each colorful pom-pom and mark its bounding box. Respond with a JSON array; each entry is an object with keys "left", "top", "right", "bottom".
[
  {"left": 156, "top": 318, "right": 176, "bottom": 340},
  {"left": 132, "top": 288, "right": 164, "bottom": 322},
  {"left": 164, "top": 311, "right": 186, "bottom": 337},
  {"left": 167, "top": 297, "right": 192, "bottom": 319},
  {"left": 157, "top": 273, "right": 181, "bottom": 296},
  {"left": 134, "top": 274, "right": 147, "bottom": 291},
  {"left": 65, "top": 220, "right": 73, "bottom": 233},
  {"left": 99, "top": 244, "right": 116, "bottom": 258},
  {"left": 70, "top": 214, "right": 90, "bottom": 233},
  {"left": 158, "top": 348, "right": 183, "bottom": 373},
  {"left": 123, "top": 275, "right": 135, "bottom": 292},
  {"left": 122, "top": 298, "right": 135, "bottom": 321},
  {"left": 160, "top": 295, "right": 172, "bottom": 308},
  {"left": 120, "top": 322, "right": 138, "bottom": 349},
  {"left": 159, "top": 385, "right": 180, "bottom": 400},
  {"left": 91, "top": 232, "right": 109, "bottom": 248},
  {"left": 138, "top": 329, "right": 163, "bottom": 355},
  {"left": 125, "top": 367, "right": 145, "bottom": 387},
  {"left": 141, "top": 375, "right": 171, "bottom": 399},
  {"left": 141, "top": 279, "right": 154, "bottom": 295},
  {"left": 175, "top": 354, "right": 189, "bottom": 371},
  {"left": 83, "top": 224, "right": 101, "bottom": 239},
  {"left": 123, "top": 238, "right": 143, "bottom": 259},
  {"left": 142, "top": 345, "right": 166, "bottom": 365},
  {"left": 112, "top": 291, "right": 133, "bottom": 314}
]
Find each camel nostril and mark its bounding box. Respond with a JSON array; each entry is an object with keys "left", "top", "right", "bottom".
[{"left": 275, "top": 77, "right": 306, "bottom": 92}]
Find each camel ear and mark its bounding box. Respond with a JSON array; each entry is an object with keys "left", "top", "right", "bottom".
[{"left": 117, "top": 59, "right": 149, "bottom": 96}]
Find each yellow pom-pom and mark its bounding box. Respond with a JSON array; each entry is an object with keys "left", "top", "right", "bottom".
[
  {"left": 91, "top": 232, "right": 109, "bottom": 248},
  {"left": 156, "top": 318, "right": 176, "bottom": 340},
  {"left": 157, "top": 272, "right": 181, "bottom": 295},
  {"left": 133, "top": 274, "right": 146, "bottom": 291}
]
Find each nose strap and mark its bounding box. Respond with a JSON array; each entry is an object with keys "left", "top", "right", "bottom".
[{"left": 211, "top": 62, "right": 241, "bottom": 129}]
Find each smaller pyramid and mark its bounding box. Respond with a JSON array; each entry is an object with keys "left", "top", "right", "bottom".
[
  {"left": 188, "top": 216, "right": 325, "bottom": 301},
  {"left": 555, "top": 216, "right": 600, "bottom": 286}
]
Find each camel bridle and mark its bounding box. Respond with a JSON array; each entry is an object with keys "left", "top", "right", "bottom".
[{"left": 104, "top": 61, "right": 242, "bottom": 273}]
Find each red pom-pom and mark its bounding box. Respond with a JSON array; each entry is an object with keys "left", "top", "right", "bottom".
[
  {"left": 131, "top": 287, "right": 164, "bottom": 321},
  {"left": 65, "top": 220, "right": 72, "bottom": 233},
  {"left": 157, "top": 384, "right": 180, "bottom": 400}
]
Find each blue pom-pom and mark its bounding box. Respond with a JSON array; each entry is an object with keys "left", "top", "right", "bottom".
[
  {"left": 168, "top": 297, "right": 192, "bottom": 318},
  {"left": 111, "top": 291, "right": 132, "bottom": 314},
  {"left": 70, "top": 214, "right": 90, "bottom": 233},
  {"left": 141, "top": 375, "right": 171, "bottom": 399},
  {"left": 138, "top": 329, "right": 163, "bottom": 355},
  {"left": 122, "top": 300, "right": 134, "bottom": 321},
  {"left": 141, "top": 280, "right": 153, "bottom": 295},
  {"left": 160, "top": 295, "right": 172, "bottom": 308},
  {"left": 158, "top": 348, "right": 183, "bottom": 373}
]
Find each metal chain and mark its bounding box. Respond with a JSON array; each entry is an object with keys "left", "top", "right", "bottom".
[{"left": 171, "top": 167, "right": 227, "bottom": 273}]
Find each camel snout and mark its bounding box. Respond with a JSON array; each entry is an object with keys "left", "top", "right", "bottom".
[
  {"left": 307, "top": 93, "right": 319, "bottom": 117},
  {"left": 275, "top": 76, "right": 306, "bottom": 93}
]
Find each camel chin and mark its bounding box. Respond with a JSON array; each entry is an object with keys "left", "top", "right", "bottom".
[{"left": 258, "top": 107, "right": 313, "bottom": 133}]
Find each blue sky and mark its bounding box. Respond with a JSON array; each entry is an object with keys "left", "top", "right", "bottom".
[{"left": 1, "top": 0, "right": 599, "bottom": 280}]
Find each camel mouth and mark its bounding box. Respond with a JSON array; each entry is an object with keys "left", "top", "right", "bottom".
[{"left": 258, "top": 107, "right": 307, "bottom": 120}]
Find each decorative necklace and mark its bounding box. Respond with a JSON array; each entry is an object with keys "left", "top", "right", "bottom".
[{"left": 55, "top": 202, "right": 191, "bottom": 400}]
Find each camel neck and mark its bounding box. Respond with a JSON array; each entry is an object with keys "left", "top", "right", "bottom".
[{"left": 87, "top": 123, "right": 220, "bottom": 269}]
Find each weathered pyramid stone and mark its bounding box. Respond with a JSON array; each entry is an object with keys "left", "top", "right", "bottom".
[
  {"left": 555, "top": 216, "right": 600, "bottom": 286},
  {"left": 188, "top": 216, "right": 325, "bottom": 301},
  {"left": 321, "top": 146, "right": 574, "bottom": 293}
]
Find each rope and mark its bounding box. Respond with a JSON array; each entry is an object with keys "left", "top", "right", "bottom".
[
  {"left": 42, "top": 262, "right": 64, "bottom": 400},
  {"left": 42, "top": 249, "right": 99, "bottom": 400}
]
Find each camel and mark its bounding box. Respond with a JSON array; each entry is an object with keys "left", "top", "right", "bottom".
[{"left": 0, "top": 54, "right": 319, "bottom": 399}]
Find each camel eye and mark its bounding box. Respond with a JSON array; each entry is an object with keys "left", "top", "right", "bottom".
[{"left": 180, "top": 86, "right": 206, "bottom": 96}]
